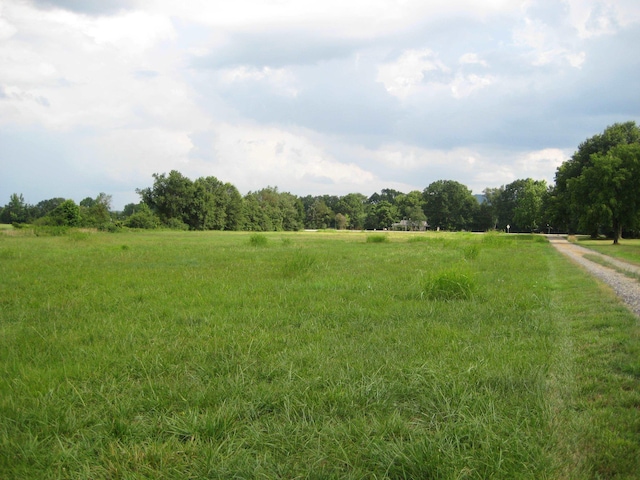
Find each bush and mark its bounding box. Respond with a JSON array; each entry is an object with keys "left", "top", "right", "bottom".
[
  {"left": 124, "top": 207, "right": 160, "bottom": 229},
  {"left": 33, "top": 226, "right": 70, "bottom": 237},
  {"left": 165, "top": 218, "right": 189, "bottom": 230}
]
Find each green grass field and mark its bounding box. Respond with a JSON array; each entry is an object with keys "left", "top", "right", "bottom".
[
  {"left": 578, "top": 237, "right": 640, "bottom": 266},
  {"left": 1, "top": 228, "right": 638, "bottom": 479}
]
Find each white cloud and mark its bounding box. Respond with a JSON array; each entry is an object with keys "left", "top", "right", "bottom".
[
  {"left": 83, "top": 11, "right": 175, "bottom": 51},
  {"left": 207, "top": 123, "right": 378, "bottom": 194},
  {"left": 459, "top": 53, "right": 488, "bottom": 67},
  {"left": 218, "top": 66, "right": 298, "bottom": 97},
  {"left": 0, "top": 2, "right": 206, "bottom": 132},
  {"left": 150, "top": 0, "right": 523, "bottom": 38},
  {"left": 91, "top": 128, "right": 195, "bottom": 180},
  {"left": 515, "top": 148, "right": 568, "bottom": 178},
  {"left": 450, "top": 74, "right": 495, "bottom": 99},
  {"left": 376, "top": 49, "right": 449, "bottom": 99},
  {"left": 565, "top": 0, "right": 640, "bottom": 39}
]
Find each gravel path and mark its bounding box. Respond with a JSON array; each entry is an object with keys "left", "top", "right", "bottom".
[{"left": 547, "top": 235, "right": 640, "bottom": 317}]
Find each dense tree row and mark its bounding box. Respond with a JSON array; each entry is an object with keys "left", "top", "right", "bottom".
[
  {"left": 3, "top": 121, "right": 639, "bottom": 240},
  {"left": 0, "top": 193, "right": 112, "bottom": 229}
]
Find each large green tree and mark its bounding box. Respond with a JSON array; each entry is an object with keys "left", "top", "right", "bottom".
[
  {"left": 491, "top": 179, "right": 548, "bottom": 232},
  {"left": 304, "top": 198, "right": 334, "bottom": 229},
  {"left": 364, "top": 200, "right": 398, "bottom": 230},
  {"left": 423, "top": 180, "right": 477, "bottom": 231},
  {"left": 242, "top": 187, "right": 303, "bottom": 231},
  {"left": 80, "top": 193, "right": 112, "bottom": 228},
  {"left": 395, "top": 190, "right": 427, "bottom": 229},
  {"left": 568, "top": 143, "right": 640, "bottom": 244},
  {"left": 48, "top": 199, "right": 80, "bottom": 226},
  {"left": 335, "top": 193, "right": 367, "bottom": 230},
  {"left": 137, "top": 170, "right": 194, "bottom": 225},
  {"left": 0, "top": 193, "right": 30, "bottom": 224},
  {"left": 137, "top": 171, "right": 244, "bottom": 231},
  {"left": 552, "top": 121, "right": 640, "bottom": 235}
]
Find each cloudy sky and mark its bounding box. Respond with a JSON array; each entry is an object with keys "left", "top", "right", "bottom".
[{"left": 1, "top": 0, "right": 639, "bottom": 209}]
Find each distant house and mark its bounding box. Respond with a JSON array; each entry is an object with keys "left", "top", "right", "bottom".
[{"left": 391, "top": 219, "right": 429, "bottom": 231}]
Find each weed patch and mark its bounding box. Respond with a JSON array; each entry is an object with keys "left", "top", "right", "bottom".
[
  {"left": 281, "top": 250, "right": 317, "bottom": 278},
  {"left": 424, "top": 267, "right": 477, "bottom": 300},
  {"left": 407, "top": 235, "right": 429, "bottom": 243},
  {"left": 248, "top": 233, "right": 268, "bottom": 246},
  {"left": 463, "top": 243, "right": 480, "bottom": 260},
  {"left": 366, "top": 234, "right": 389, "bottom": 243}
]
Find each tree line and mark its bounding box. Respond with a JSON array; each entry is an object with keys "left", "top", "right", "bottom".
[{"left": 3, "top": 121, "right": 639, "bottom": 240}]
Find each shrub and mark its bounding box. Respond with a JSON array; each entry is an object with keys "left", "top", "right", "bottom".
[
  {"left": 165, "top": 218, "right": 189, "bottom": 230},
  {"left": 33, "top": 226, "right": 69, "bottom": 237},
  {"left": 424, "top": 268, "right": 476, "bottom": 301},
  {"left": 125, "top": 207, "right": 159, "bottom": 229}
]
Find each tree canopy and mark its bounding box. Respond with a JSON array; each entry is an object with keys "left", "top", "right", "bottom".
[
  {"left": 423, "top": 180, "right": 477, "bottom": 231},
  {"left": 551, "top": 121, "right": 640, "bottom": 235}
]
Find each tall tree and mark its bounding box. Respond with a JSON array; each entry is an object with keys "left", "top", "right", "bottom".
[
  {"left": 32, "top": 197, "right": 66, "bottom": 219},
  {"left": 0, "top": 193, "right": 30, "bottom": 224},
  {"left": 335, "top": 193, "right": 367, "bottom": 230},
  {"left": 137, "top": 170, "right": 195, "bottom": 225},
  {"left": 48, "top": 199, "right": 80, "bottom": 226},
  {"left": 569, "top": 143, "right": 640, "bottom": 244},
  {"left": 365, "top": 201, "right": 398, "bottom": 230},
  {"left": 423, "top": 180, "right": 477, "bottom": 231},
  {"left": 80, "top": 193, "right": 112, "bottom": 227},
  {"left": 305, "top": 198, "right": 334, "bottom": 229},
  {"left": 552, "top": 121, "right": 640, "bottom": 235},
  {"left": 190, "top": 176, "right": 227, "bottom": 230},
  {"left": 396, "top": 190, "right": 427, "bottom": 229}
]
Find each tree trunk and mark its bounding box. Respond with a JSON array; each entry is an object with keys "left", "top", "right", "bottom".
[{"left": 612, "top": 220, "right": 622, "bottom": 245}]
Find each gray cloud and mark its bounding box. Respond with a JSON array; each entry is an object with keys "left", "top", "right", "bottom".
[
  {"left": 27, "top": 0, "right": 134, "bottom": 15},
  {"left": 193, "top": 30, "right": 363, "bottom": 69}
]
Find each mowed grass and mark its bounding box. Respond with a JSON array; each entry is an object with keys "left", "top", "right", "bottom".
[
  {"left": 0, "top": 229, "right": 638, "bottom": 479},
  {"left": 578, "top": 237, "right": 640, "bottom": 266}
]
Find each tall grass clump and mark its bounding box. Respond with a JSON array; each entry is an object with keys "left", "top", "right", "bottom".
[
  {"left": 248, "top": 232, "right": 268, "bottom": 246},
  {"left": 424, "top": 267, "right": 476, "bottom": 300},
  {"left": 463, "top": 243, "right": 480, "bottom": 260},
  {"left": 366, "top": 234, "right": 389, "bottom": 243},
  {"left": 406, "top": 235, "right": 429, "bottom": 243},
  {"left": 281, "top": 250, "right": 317, "bottom": 278}
]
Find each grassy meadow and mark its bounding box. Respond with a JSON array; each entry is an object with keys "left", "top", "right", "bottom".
[
  {"left": 0, "top": 228, "right": 639, "bottom": 479},
  {"left": 577, "top": 237, "right": 640, "bottom": 266}
]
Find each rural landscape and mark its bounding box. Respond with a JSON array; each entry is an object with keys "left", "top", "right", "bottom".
[
  {"left": 2, "top": 0, "right": 640, "bottom": 477},
  {"left": 1, "top": 122, "right": 640, "bottom": 478}
]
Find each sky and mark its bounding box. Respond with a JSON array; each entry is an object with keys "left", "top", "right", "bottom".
[{"left": 1, "top": 0, "right": 639, "bottom": 210}]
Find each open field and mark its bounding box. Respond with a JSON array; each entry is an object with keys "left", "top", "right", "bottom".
[{"left": 1, "top": 228, "right": 639, "bottom": 478}]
